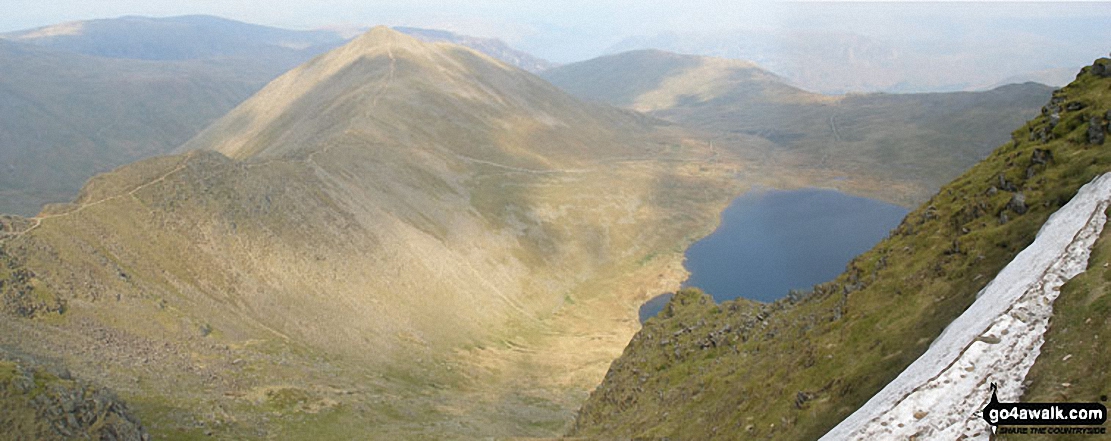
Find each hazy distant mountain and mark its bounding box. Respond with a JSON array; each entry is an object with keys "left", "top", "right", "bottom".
[
  {"left": 0, "top": 28, "right": 740, "bottom": 439},
  {"left": 0, "top": 16, "right": 352, "bottom": 216},
  {"left": 0, "top": 39, "right": 275, "bottom": 216},
  {"left": 541, "top": 49, "right": 794, "bottom": 112},
  {"left": 2, "top": 14, "right": 345, "bottom": 66},
  {"left": 544, "top": 50, "right": 1053, "bottom": 205},
  {"left": 606, "top": 26, "right": 1106, "bottom": 94},
  {"left": 990, "top": 66, "right": 1083, "bottom": 90},
  {"left": 395, "top": 26, "right": 554, "bottom": 73}
]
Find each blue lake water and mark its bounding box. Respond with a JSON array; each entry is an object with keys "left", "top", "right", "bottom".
[{"left": 639, "top": 187, "right": 909, "bottom": 323}]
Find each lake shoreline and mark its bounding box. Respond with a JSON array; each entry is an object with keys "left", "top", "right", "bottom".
[{"left": 640, "top": 187, "right": 908, "bottom": 322}]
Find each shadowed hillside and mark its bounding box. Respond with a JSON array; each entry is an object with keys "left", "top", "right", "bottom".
[
  {"left": 0, "top": 39, "right": 273, "bottom": 216},
  {"left": 0, "top": 16, "right": 352, "bottom": 216},
  {"left": 0, "top": 16, "right": 562, "bottom": 217},
  {"left": 0, "top": 27, "right": 744, "bottom": 439},
  {"left": 543, "top": 50, "right": 1053, "bottom": 206}
]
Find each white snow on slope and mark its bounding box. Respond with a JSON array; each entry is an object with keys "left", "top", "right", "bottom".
[{"left": 822, "top": 172, "right": 1111, "bottom": 441}]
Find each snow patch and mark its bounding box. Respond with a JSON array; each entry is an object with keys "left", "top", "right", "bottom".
[{"left": 822, "top": 172, "right": 1111, "bottom": 440}]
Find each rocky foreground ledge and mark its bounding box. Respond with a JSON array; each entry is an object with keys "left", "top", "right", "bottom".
[{"left": 0, "top": 351, "right": 147, "bottom": 441}]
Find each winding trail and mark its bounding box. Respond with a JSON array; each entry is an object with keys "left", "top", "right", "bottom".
[
  {"left": 1, "top": 153, "right": 196, "bottom": 240},
  {"left": 451, "top": 153, "right": 594, "bottom": 175}
]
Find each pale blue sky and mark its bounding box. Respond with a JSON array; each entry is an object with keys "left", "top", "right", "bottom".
[{"left": 4, "top": 1, "right": 1110, "bottom": 62}]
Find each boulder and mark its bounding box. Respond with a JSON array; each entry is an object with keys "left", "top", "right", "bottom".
[
  {"left": 1031, "top": 148, "right": 1053, "bottom": 165},
  {"left": 1090, "top": 117, "right": 1107, "bottom": 145},
  {"left": 1008, "top": 193, "right": 1028, "bottom": 215},
  {"left": 998, "top": 174, "right": 1017, "bottom": 192},
  {"left": 1093, "top": 61, "right": 1111, "bottom": 78}
]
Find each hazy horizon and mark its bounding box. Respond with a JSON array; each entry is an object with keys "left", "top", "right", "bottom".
[{"left": 5, "top": 1, "right": 1110, "bottom": 65}]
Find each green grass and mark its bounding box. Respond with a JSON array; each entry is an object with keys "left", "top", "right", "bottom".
[
  {"left": 572, "top": 58, "right": 1111, "bottom": 440},
  {"left": 1013, "top": 206, "right": 1111, "bottom": 441}
]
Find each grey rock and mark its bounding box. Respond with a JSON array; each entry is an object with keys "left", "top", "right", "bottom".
[
  {"left": 1008, "top": 193, "right": 1028, "bottom": 215},
  {"left": 1089, "top": 117, "right": 1107, "bottom": 145},
  {"left": 1031, "top": 148, "right": 1052, "bottom": 165},
  {"left": 1026, "top": 166, "right": 1038, "bottom": 179},
  {"left": 1093, "top": 62, "right": 1111, "bottom": 78},
  {"left": 998, "top": 174, "right": 1017, "bottom": 192}
]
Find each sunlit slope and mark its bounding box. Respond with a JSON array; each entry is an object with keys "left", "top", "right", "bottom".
[
  {"left": 571, "top": 57, "right": 1111, "bottom": 440},
  {"left": 0, "top": 27, "right": 741, "bottom": 439},
  {"left": 543, "top": 50, "right": 1052, "bottom": 205}
]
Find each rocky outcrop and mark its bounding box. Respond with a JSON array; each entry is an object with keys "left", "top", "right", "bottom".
[
  {"left": 0, "top": 355, "right": 147, "bottom": 440},
  {"left": 1089, "top": 115, "right": 1107, "bottom": 145},
  {"left": 0, "top": 245, "right": 65, "bottom": 318},
  {"left": 1008, "top": 192, "right": 1028, "bottom": 215},
  {"left": 0, "top": 216, "right": 34, "bottom": 234},
  {"left": 1092, "top": 59, "right": 1111, "bottom": 78}
]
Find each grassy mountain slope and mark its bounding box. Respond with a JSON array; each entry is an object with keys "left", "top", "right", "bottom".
[
  {"left": 0, "top": 16, "right": 557, "bottom": 217},
  {"left": 543, "top": 50, "right": 1053, "bottom": 206},
  {"left": 0, "top": 39, "right": 274, "bottom": 216},
  {"left": 0, "top": 28, "right": 743, "bottom": 439},
  {"left": 571, "top": 57, "right": 1111, "bottom": 440},
  {"left": 0, "top": 15, "right": 351, "bottom": 217}
]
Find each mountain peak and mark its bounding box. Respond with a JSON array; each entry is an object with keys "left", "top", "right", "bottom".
[
  {"left": 363, "top": 25, "right": 397, "bottom": 39},
  {"left": 179, "top": 22, "right": 610, "bottom": 163},
  {"left": 344, "top": 25, "right": 425, "bottom": 56}
]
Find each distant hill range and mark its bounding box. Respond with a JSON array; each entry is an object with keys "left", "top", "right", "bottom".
[
  {"left": 2, "top": 14, "right": 345, "bottom": 63},
  {"left": 0, "top": 15, "right": 551, "bottom": 216},
  {"left": 543, "top": 49, "right": 1054, "bottom": 205},
  {"left": 605, "top": 20, "right": 1104, "bottom": 94}
]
